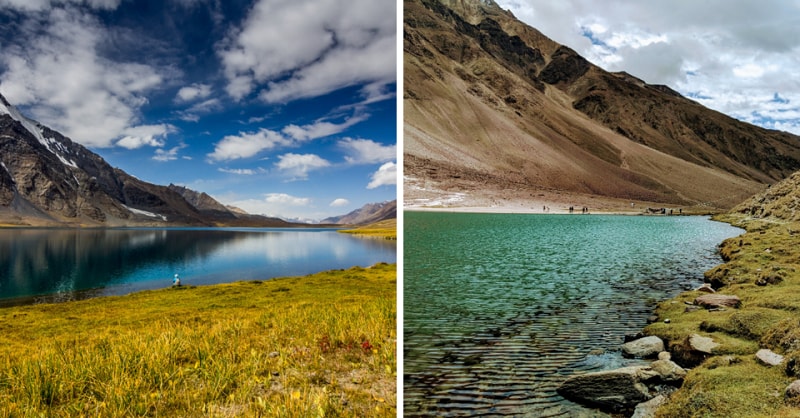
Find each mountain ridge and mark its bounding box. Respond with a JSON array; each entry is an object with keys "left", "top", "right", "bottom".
[
  {"left": 404, "top": 0, "right": 800, "bottom": 211},
  {"left": 322, "top": 200, "right": 397, "bottom": 225},
  {"left": 0, "top": 93, "right": 291, "bottom": 227}
]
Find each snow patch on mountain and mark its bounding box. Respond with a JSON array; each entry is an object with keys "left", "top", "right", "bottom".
[
  {"left": 0, "top": 98, "right": 78, "bottom": 168},
  {"left": 123, "top": 204, "right": 167, "bottom": 222}
]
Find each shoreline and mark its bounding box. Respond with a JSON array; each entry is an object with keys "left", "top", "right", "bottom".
[{"left": 631, "top": 213, "right": 800, "bottom": 416}]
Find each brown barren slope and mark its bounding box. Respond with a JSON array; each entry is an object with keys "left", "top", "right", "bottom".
[{"left": 404, "top": 0, "right": 800, "bottom": 212}]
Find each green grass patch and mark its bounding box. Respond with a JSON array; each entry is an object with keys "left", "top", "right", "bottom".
[
  {"left": 0, "top": 263, "right": 397, "bottom": 417},
  {"left": 645, "top": 214, "right": 800, "bottom": 416}
]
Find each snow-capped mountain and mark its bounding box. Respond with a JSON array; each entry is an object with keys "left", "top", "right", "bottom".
[{"left": 0, "top": 93, "right": 289, "bottom": 227}]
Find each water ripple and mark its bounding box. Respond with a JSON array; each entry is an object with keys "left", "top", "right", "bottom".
[{"left": 404, "top": 213, "right": 742, "bottom": 416}]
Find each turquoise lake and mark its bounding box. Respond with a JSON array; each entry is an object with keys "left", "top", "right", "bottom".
[
  {"left": 0, "top": 228, "right": 396, "bottom": 307},
  {"left": 403, "top": 212, "right": 743, "bottom": 417}
]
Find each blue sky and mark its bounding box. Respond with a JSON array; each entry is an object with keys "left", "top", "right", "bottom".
[
  {"left": 497, "top": 0, "right": 800, "bottom": 135},
  {"left": 0, "top": 0, "right": 397, "bottom": 222}
]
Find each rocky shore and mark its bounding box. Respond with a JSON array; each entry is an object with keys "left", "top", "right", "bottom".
[{"left": 558, "top": 172, "right": 800, "bottom": 417}]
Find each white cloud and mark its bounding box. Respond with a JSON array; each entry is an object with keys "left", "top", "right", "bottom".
[
  {"left": 265, "top": 193, "right": 311, "bottom": 206},
  {"left": 152, "top": 144, "right": 186, "bottom": 162},
  {"left": 217, "top": 0, "right": 395, "bottom": 102},
  {"left": 339, "top": 137, "right": 396, "bottom": 164},
  {"left": 116, "top": 124, "right": 176, "bottom": 149},
  {"left": 367, "top": 161, "right": 396, "bottom": 189},
  {"left": 218, "top": 167, "right": 261, "bottom": 175},
  {"left": 495, "top": 0, "right": 800, "bottom": 134},
  {"left": 282, "top": 113, "right": 368, "bottom": 141},
  {"left": 0, "top": 7, "right": 164, "bottom": 147},
  {"left": 208, "top": 128, "right": 290, "bottom": 161},
  {"left": 275, "top": 153, "right": 331, "bottom": 180},
  {"left": 175, "top": 83, "right": 212, "bottom": 103},
  {"left": 223, "top": 192, "right": 316, "bottom": 219},
  {"left": 330, "top": 198, "right": 350, "bottom": 207},
  {"left": 177, "top": 98, "right": 222, "bottom": 122}
]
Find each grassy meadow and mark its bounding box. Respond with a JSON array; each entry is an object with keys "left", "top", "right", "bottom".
[
  {"left": 646, "top": 214, "right": 800, "bottom": 417},
  {"left": 338, "top": 219, "right": 397, "bottom": 240},
  {"left": 0, "top": 263, "right": 396, "bottom": 417}
]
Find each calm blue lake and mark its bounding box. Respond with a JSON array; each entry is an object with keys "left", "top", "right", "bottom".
[
  {"left": 404, "top": 212, "right": 743, "bottom": 417},
  {"left": 0, "top": 227, "right": 396, "bottom": 307}
]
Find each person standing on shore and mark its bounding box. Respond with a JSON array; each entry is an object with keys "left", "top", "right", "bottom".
[{"left": 173, "top": 274, "right": 181, "bottom": 287}]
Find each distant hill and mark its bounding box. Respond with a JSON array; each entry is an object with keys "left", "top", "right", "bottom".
[
  {"left": 404, "top": 0, "right": 800, "bottom": 210},
  {"left": 0, "top": 93, "right": 292, "bottom": 227},
  {"left": 322, "top": 200, "right": 397, "bottom": 225}
]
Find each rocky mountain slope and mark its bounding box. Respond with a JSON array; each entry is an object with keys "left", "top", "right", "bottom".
[
  {"left": 0, "top": 93, "right": 289, "bottom": 227},
  {"left": 404, "top": 0, "right": 800, "bottom": 211},
  {"left": 731, "top": 171, "right": 800, "bottom": 222},
  {"left": 322, "top": 200, "right": 397, "bottom": 225}
]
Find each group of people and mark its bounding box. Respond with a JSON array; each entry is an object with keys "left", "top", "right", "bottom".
[{"left": 568, "top": 206, "right": 590, "bottom": 214}]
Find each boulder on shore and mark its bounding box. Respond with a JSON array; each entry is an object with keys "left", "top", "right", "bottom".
[
  {"left": 557, "top": 366, "right": 656, "bottom": 412},
  {"left": 694, "top": 294, "right": 741, "bottom": 309},
  {"left": 785, "top": 380, "right": 800, "bottom": 405},
  {"left": 632, "top": 394, "right": 668, "bottom": 418},
  {"left": 622, "top": 336, "right": 665, "bottom": 359},
  {"left": 755, "top": 348, "right": 784, "bottom": 366},
  {"left": 671, "top": 334, "right": 720, "bottom": 367}
]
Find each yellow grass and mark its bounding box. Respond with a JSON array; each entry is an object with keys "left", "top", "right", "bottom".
[
  {"left": 338, "top": 219, "right": 397, "bottom": 240},
  {"left": 0, "top": 263, "right": 397, "bottom": 417}
]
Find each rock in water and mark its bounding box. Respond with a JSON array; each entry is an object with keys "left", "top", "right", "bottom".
[
  {"left": 755, "top": 349, "right": 784, "bottom": 366},
  {"left": 557, "top": 366, "right": 656, "bottom": 412},
  {"left": 694, "top": 294, "right": 741, "bottom": 309},
  {"left": 622, "top": 336, "right": 665, "bottom": 359}
]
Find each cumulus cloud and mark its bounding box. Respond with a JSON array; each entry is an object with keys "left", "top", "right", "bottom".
[
  {"left": 116, "top": 124, "right": 176, "bottom": 149},
  {"left": 367, "top": 161, "right": 396, "bottom": 189},
  {"left": 175, "top": 83, "right": 212, "bottom": 103},
  {"left": 339, "top": 138, "right": 396, "bottom": 164},
  {"left": 207, "top": 128, "right": 290, "bottom": 161},
  {"left": 330, "top": 198, "right": 349, "bottom": 207},
  {"left": 0, "top": 7, "right": 165, "bottom": 147},
  {"left": 209, "top": 110, "right": 369, "bottom": 161},
  {"left": 495, "top": 0, "right": 800, "bottom": 134},
  {"left": 217, "top": 0, "right": 395, "bottom": 102},
  {"left": 275, "top": 153, "right": 331, "bottom": 180}
]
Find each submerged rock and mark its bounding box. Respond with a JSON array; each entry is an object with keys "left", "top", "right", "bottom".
[
  {"left": 557, "top": 366, "right": 656, "bottom": 412},
  {"left": 622, "top": 336, "right": 665, "bottom": 359}
]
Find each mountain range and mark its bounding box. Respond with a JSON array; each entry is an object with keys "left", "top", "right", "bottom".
[
  {"left": 321, "top": 200, "right": 397, "bottom": 225},
  {"left": 404, "top": 0, "right": 800, "bottom": 211},
  {"left": 0, "top": 93, "right": 389, "bottom": 227}
]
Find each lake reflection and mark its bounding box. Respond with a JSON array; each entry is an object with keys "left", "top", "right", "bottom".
[{"left": 0, "top": 228, "right": 396, "bottom": 306}]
